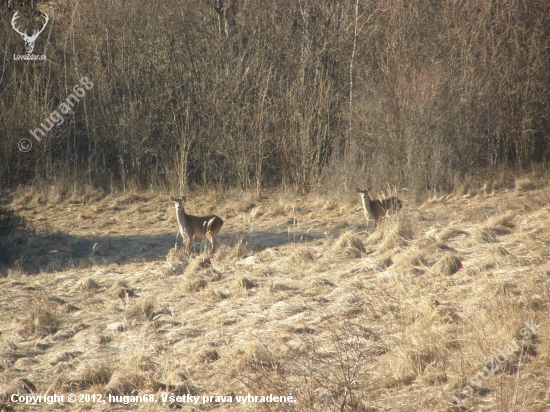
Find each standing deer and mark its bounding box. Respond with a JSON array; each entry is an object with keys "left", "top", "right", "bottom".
[
  {"left": 11, "top": 11, "right": 49, "bottom": 54},
  {"left": 356, "top": 188, "right": 402, "bottom": 232},
  {"left": 170, "top": 195, "right": 223, "bottom": 255}
]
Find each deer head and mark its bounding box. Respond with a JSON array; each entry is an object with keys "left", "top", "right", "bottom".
[{"left": 12, "top": 11, "right": 49, "bottom": 54}]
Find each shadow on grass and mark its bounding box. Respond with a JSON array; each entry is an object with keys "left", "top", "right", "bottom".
[{"left": 0, "top": 226, "right": 333, "bottom": 275}]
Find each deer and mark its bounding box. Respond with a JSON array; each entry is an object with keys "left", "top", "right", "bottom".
[
  {"left": 170, "top": 195, "right": 224, "bottom": 255},
  {"left": 11, "top": 11, "right": 49, "bottom": 54},
  {"left": 356, "top": 188, "right": 402, "bottom": 232}
]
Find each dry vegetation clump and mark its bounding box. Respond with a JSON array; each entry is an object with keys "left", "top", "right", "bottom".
[
  {"left": 488, "top": 211, "right": 516, "bottom": 229},
  {"left": 125, "top": 297, "right": 155, "bottom": 321},
  {"left": 181, "top": 277, "right": 208, "bottom": 294},
  {"left": 515, "top": 176, "right": 537, "bottom": 192},
  {"left": 164, "top": 246, "right": 189, "bottom": 275},
  {"left": 430, "top": 253, "right": 462, "bottom": 276},
  {"left": 114, "top": 193, "right": 148, "bottom": 206},
  {"left": 403, "top": 345, "right": 439, "bottom": 375},
  {"left": 105, "top": 363, "right": 159, "bottom": 397},
  {"left": 438, "top": 228, "right": 469, "bottom": 242},
  {"left": 105, "top": 371, "right": 144, "bottom": 396},
  {"left": 70, "top": 361, "right": 112, "bottom": 390},
  {"left": 267, "top": 280, "right": 295, "bottom": 294},
  {"left": 332, "top": 231, "right": 366, "bottom": 258},
  {"left": 371, "top": 216, "right": 415, "bottom": 254},
  {"left": 431, "top": 304, "right": 461, "bottom": 324},
  {"left": 376, "top": 231, "right": 401, "bottom": 253},
  {"left": 196, "top": 349, "right": 220, "bottom": 364},
  {"left": 290, "top": 248, "right": 314, "bottom": 263},
  {"left": 172, "top": 255, "right": 220, "bottom": 294},
  {"left": 235, "top": 276, "right": 256, "bottom": 290},
  {"left": 488, "top": 244, "right": 511, "bottom": 256},
  {"left": 215, "top": 235, "right": 249, "bottom": 262},
  {"left": 418, "top": 363, "right": 448, "bottom": 386},
  {"left": 21, "top": 307, "right": 60, "bottom": 336},
  {"left": 72, "top": 278, "right": 101, "bottom": 293},
  {"left": 183, "top": 256, "right": 220, "bottom": 279},
  {"left": 374, "top": 250, "right": 394, "bottom": 271},
  {"left": 109, "top": 280, "right": 135, "bottom": 298},
  {"left": 477, "top": 226, "right": 512, "bottom": 243},
  {"left": 233, "top": 341, "right": 280, "bottom": 372},
  {"left": 0, "top": 377, "right": 37, "bottom": 403},
  {"left": 392, "top": 215, "right": 415, "bottom": 240},
  {"left": 392, "top": 249, "right": 427, "bottom": 275}
]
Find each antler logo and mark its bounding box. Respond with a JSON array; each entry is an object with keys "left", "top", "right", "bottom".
[{"left": 12, "top": 11, "right": 49, "bottom": 54}]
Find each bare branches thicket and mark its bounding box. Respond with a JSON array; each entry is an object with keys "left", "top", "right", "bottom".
[{"left": 0, "top": 0, "right": 548, "bottom": 193}]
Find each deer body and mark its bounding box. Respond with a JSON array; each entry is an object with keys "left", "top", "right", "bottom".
[
  {"left": 170, "top": 196, "right": 223, "bottom": 254},
  {"left": 356, "top": 188, "right": 402, "bottom": 231}
]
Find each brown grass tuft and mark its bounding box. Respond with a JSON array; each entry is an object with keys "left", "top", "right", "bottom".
[
  {"left": 184, "top": 256, "right": 212, "bottom": 276},
  {"left": 430, "top": 253, "right": 462, "bottom": 276},
  {"left": 418, "top": 364, "right": 448, "bottom": 385},
  {"left": 216, "top": 235, "right": 249, "bottom": 262},
  {"left": 375, "top": 250, "right": 394, "bottom": 271},
  {"left": 515, "top": 177, "right": 536, "bottom": 192},
  {"left": 488, "top": 244, "right": 511, "bottom": 256},
  {"left": 105, "top": 370, "right": 148, "bottom": 395},
  {"left": 332, "top": 231, "right": 365, "bottom": 258},
  {"left": 109, "top": 280, "right": 135, "bottom": 298},
  {"left": 377, "top": 231, "right": 400, "bottom": 253},
  {"left": 0, "top": 377, "right": 37, "bottom": 401},
  {"left": 198, "top": 349, "right": 220, "bottom": 364},
  {"left": 291, "top": 249, "right": 314, "bottom": 262},
  {"left": 22, "top": 308, "right": 60, "bottom": 336},
  {"left": 182, "top": 277, "right": 208, "bottom": 293},
  {"left": 404, "top": 345, "right": 438, "bottom": 373},
  {"left": 488, "top": 212, "right": 516, "bottom": 229},
  {"left": 73, "top": 278, "right": 101, "bottom": 292},
  {"left": 267, "top": 280, "right": 294, "bottom": 293},
  {"left": 438, "top": 228, "right": 469, "bottom": 242},
  {"left": 125, "top": 297, "right": 155, "bottom": 320},
  {"left": 166, "top": 246, "right": 189, "bottom": 264},
  {"left": 236, "top": 276, "right": 255, "bottom": 290},
  {"left": 477, "top": 226, "right": 511, "bottom": 243},
  {"left": 73, "top": 361, "right": 112, "bottom": 389}
]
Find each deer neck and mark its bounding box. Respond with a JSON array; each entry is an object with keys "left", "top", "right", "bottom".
[
  {"left": 176, "top": 206, "right": 189, "bottom": 227},
  {"left": 361, "top": 195, "right": 374, "bottom": 218}
]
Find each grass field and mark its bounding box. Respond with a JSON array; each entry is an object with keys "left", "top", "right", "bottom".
[{"left": 1, "top": 179, "right": 549, "bottom": 411}]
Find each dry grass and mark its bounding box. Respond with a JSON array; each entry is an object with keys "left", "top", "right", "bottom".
[
  {"left": 430, "top": 253, "right": 463, "bottom": 276},
  {"left": 1, "top": 184, "right": 550, "bottom": 411},
  {"left": 332, "top": 231, "right": 366, "bottom": 258},
  {"left": 21, "top": 307, "right": 60, "bottom": 336},
  {"left": 515, "top": 176, "right": 537, "bottom": 192}
]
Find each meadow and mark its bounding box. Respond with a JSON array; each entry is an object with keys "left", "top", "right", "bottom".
[{"left": 1, "top": 175, "right": 549, "bottom": 411}]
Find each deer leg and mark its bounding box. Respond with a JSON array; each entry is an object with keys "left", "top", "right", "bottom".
[
  {"left": 175, "top": 230, "right": 181, "bottom": 250},
  {"left": 210, "top": 234, "right": 218, "bottom": 255},
  {"left": 183, "top": 233, "right": 192, "bottom": 255}
]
